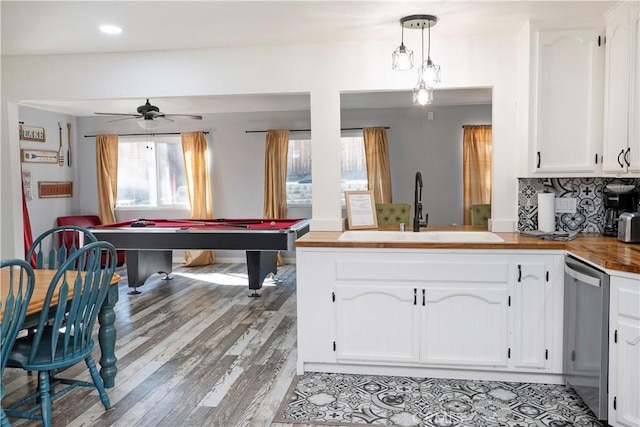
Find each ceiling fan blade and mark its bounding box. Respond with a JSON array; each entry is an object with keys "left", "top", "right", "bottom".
[
  {"left": 95, "top": 112, "right": 141, "bottom": 117},
  {"left": 108, "top": 116, "right": 139, "bottom": 123},
  {"left": 158, "top": 116, "right": 174, "bottom": 123},
  {"left": 164, "top": 114, "right": 203, "bottom": 120}
]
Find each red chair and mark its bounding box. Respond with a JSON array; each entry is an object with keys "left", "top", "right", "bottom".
[{"left": 56, "top": 215, "right": 125, "bottom": 267}]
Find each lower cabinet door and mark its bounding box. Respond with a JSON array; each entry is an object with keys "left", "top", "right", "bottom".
[
  {"left": 420, "top": 285, "right": 509, "bottom": 367},
  {"left": 335, "top": 284, "right": 419, "bottom": 363},
  {"left": 611, "top": 320, "right": 640, "bottom": 426}
]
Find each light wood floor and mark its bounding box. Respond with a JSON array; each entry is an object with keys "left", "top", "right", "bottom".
[{"left": 3, "top": 263, "right": 307, "bottom": 427}]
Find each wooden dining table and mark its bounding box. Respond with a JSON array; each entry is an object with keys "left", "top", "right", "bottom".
[{"left": 1, "top": 269, "right": 121, "bottom": 388}]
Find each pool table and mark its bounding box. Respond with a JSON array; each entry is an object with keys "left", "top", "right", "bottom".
[{"left": 90, "top": 218, "right": 309, "bottom": 296}]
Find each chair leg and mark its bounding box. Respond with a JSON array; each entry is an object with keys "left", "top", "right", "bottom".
[
  {"left": 0, "top": 407, "right": 11, "bottom": 427},
  {"left": 38, "top": 371, "right": 52, "bottom": 427},
  {"left": 86, "top": 357, "right": 110, "bottom": 409}
]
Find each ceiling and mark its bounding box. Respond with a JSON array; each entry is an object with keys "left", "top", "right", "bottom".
[
  {"left": 1, "top": 1, "right": 615, "bottom": 56},
  {"left": 2, "top": 1, "right": 613, "bottom": 115}
]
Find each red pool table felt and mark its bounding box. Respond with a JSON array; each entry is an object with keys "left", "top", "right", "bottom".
[{"left": 100, "top": 218, "right": 304, "bottom": 230}]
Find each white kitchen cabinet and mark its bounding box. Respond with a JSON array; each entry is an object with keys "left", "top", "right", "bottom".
[
  {"left": 510, "top": 257, "right": 554, "bottom": 370},
  {"left": 603, "top": 3, "right": 640, "bottom": 175},
  {"left": 335, "top": 284, "right": 419, "bottom": 363},
  {"left": 608, "top": 274, "right": 640, "bottom": 427},
  {"left": 529, "top": 28, "right": 604, "bottom": 175},
  {"left": 420, "top": 285, "right": 508, "bottom": 368},
  {"left": 297, "top": 247, "right": 565, "bottom": 382},
  {"left": 335, "top": 281, "right": 511, "bottom": 369}
]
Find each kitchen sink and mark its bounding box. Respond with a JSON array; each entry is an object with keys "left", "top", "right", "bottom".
[{"left": 338, "top": 230, "right": 505, "bottom": 243}]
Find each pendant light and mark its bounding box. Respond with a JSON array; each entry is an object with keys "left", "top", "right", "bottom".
[
  {"left": 392, "top": 25, "right": 414, "bottom": 71},
  {"left": 394, "top": 15, "right": 441, "bottom": 105}
]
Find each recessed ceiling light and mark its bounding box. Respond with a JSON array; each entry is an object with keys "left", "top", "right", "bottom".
[{"left": 100, "top": 25, "right": 122, "bottom": 35}]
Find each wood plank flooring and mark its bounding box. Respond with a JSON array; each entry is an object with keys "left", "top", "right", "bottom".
[{"left": 2, "top": 263, "right": 302, "bottom": 427}]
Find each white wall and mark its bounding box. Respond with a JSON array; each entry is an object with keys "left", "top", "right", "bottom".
[
  {"left": 18, "top": 107, "right": 79, "bottom": 238},
  {"left": 2, "top": 34, "right": 520, "bottom": 258}
]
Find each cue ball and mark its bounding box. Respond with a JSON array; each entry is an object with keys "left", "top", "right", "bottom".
[{"left": 270, "top": 221, "right": 276, "bottom": 226}]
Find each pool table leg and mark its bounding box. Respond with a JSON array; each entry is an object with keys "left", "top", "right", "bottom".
[
  {"left": 246, "top": 250, "right": 277, "bottom": 297},
  {"left": 125, "top": 250, "right": 173, "bottom": 294}
]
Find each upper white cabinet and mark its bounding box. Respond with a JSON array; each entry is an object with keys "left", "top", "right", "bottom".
[
  {"left": 603, "top": 3, "right": 640, "bottom": 175},
  {"left": 529, "top": 28, "right": 605, "bottom": 175}
]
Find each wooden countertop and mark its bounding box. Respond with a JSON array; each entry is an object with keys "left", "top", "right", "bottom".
[{"left": 295, "top": 227, "right": 640, "bottom": 274}]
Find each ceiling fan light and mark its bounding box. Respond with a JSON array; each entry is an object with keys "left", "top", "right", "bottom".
[
  {"left": 392, "top": 43, "right": 414, "bottom": 71},
  {"left": 137, "top": 119, "right": 159, "bottom": 130}
]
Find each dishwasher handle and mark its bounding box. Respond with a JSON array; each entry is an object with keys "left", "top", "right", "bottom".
[{"left": 565, "top": 264, "right": 601, "bottom": 287}]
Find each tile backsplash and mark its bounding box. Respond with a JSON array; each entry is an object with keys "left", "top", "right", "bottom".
[{"left": 518, "top": 177, "right": 640, "bottom": 233}]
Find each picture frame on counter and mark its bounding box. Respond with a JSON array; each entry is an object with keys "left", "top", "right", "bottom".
[
  {"left": 19, "top": 124, "right": 46, "bottom": 142},
  {"left": 345, "top": 190, "right": 378, "bottom": 230},
  {"left": 38, "top": 181, "right": 73, "bottom": 198}
]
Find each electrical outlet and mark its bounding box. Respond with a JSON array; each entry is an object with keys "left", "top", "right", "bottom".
[{"left": 555, "top": 197, "right": 577, "bottom": 214}]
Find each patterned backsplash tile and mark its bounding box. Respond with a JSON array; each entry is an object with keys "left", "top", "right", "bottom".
[{"left": 518, "top": 178, "right": 640, "bottom": 233}]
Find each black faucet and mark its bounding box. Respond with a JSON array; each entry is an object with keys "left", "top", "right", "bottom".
[{"left": 413, "top": 171, "right": 428, "bottom": 232}]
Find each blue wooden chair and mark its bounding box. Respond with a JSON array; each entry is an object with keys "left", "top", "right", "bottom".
[
  {"left": 26, "top": 225, "right": 98, "bottom": 269},
  {"left": 4, "top": 241, "right": 117, "bottom": 427},
  {"left": 1, "top": 259, "right": 35, "bottom": 427}
]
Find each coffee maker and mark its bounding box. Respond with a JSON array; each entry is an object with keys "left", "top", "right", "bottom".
[{"left": 603, "top": 189, "right": 639, "bottom": 236}]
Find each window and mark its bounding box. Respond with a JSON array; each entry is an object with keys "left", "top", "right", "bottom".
[
  {"left": 116, "top": 136, "right": 188, "bottom": 208},
  {"left": 286, "top": 135, "right": 368, "bottom": 205}
]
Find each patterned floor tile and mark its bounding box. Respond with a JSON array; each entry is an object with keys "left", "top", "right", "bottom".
[{"left": 275, "top": 372, "right": 605, "bottom": 427}]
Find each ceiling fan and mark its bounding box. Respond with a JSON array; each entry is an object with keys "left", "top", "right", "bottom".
[{"left": 95, "top": 99, "right": 203, "bottom": 123}]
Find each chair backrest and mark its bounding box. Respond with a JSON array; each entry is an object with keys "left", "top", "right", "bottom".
[
  {"left": 376, "top": 203, "right": 411, "bottom": 226},
  {"left": 26, "top": 226, "right": 98, "bottom": 269},
  {"left": 28, "top": 241, "right": 117, "bottom": 366},
  {"left": 1, "top": 259, "right": 35, "bottom": 370},
  {"left": 470, "top": 204, "right": 491, "bottom": 226}
]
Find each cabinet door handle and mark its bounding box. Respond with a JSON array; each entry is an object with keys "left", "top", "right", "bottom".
[
  {"left": 624, "top": 147, "right": 631, "bottom": 166},
  {"left": 414, "top": 288, "right": 417, "bottom": 305},
  {"left": 537, "top": 151, "right": 541, "bottom": 168},
  {"left": 518, "top": 265, "right": 522, "bottom": 282},
  {"left": 618, "top": 149, "right": 625, "bottom": 168},
  {"left": 422, "top": 289, "right": 426, "bottom": 306}
]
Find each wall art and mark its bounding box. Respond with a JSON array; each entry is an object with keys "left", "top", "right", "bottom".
[
  {"left": 19, "top": 124, "right": 46, "bottom": 142},
  {"left": 38, "top": 181, "right": 73, "bottom": 198}
]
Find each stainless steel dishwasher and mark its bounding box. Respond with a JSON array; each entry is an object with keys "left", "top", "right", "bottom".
[{"left": 563, "top": 255, "right": 610, "bottom": 421}]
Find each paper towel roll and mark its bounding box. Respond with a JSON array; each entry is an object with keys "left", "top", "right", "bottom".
[{"left": 538, "top": 193, "right": 556, "bottom": 232}]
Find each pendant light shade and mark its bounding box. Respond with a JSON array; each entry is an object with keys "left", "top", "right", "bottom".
[
  {"left": 393, "top": 14, "right": 441, "bottom": 105},
  {"left": 392, "top": 26, "right": 414, "bottom": 71},
  {"left": 412, "top": 79, "right": 433, "bottom": 106},
  {"left": 392, "top": 43, "right": 414, "bottom": 71}
]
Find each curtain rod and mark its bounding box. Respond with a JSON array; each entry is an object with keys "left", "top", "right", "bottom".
[
  {"left": 84, "top": 131, "right": 209, "bottom": 138},
  {"left": 245, "top": 126, "right": 389, "bottom": 134},
  {"left": 462, "top": 124, "right": 491, "bottom": 128}
]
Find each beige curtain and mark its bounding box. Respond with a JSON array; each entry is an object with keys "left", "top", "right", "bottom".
[
  {"left": 182, "top": 131, "right": 214, "bottom": 266},
  {"left": 263, "top": 130, "right": 289, "bottom": 266},
  {"left": 95, "top": 134, "right": 119, "bottom": 224},
  {"left": 463, "top": 125, "right": 492, "bottom": 225},
  {"left": 363, "top": 127, "right": 392, "bottom": 203}
]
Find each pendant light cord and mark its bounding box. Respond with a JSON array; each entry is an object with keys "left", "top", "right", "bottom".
[
  {"left": 427, "top": 22, "right": 431, "bottom": 61},
  {"left": 421, "top": 26, "right": 425, "bottom": 66}
]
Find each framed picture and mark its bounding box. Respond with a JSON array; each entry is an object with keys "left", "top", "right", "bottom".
[
  {"left": 22, "top": 171, "right": 32, "bottom": 201},
  {"left": 38, "top": 181, "right": 73, "bottom": 198},
  {"left": 345, "top": 190, "right": 378, "bottom": 229},
  {"left": 21, "top": 149, "right": 59, "bottom": 164},
  {"left": 20, "top": 124, "right": 46, "bottom": 142}
]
